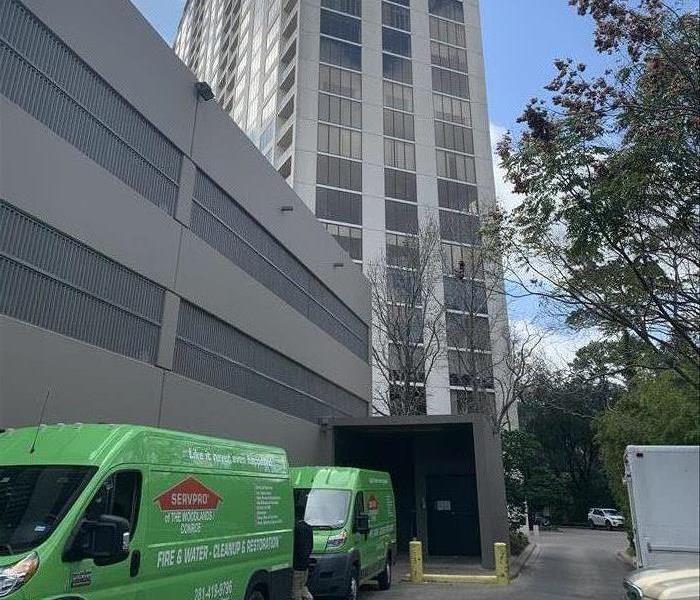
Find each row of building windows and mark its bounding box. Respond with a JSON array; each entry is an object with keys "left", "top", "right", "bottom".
[
  {"left": 318, "top": 93, "right": 363, "bottom": 129},
  {"left": 320, "top": 8, "right": 361, "bottom": 44},
  {"left": 318, "top": 122, "right": 363, "bottom": 160},
  {"left": 385, "top": 200, "right": 418, "bottom": 235},
  {"left": 316, "top": 186, "right": 363, "bottom": 226},
  {"left": 320, "top": 36, "right": 362, "bottom": 71},
  {"left": 429, "top": 15, "right": 466, "bottom": 47},
  {"left": 435, "top": 120, "right": 474, "bottom": 154},
  {"left": 384, "top": 80, "right": 414, "bottom": 112},
  {"left": 385, "top": 168, "right": 417, "bottom": 203},
  {"left": 384, "top": 108, "right": 415, "bottom": 140}
]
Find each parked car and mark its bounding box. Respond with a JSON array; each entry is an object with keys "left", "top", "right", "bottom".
[
  {"left": 588, "top": 507, "right": 625, "bottom": 530},
  {"left": 624, "top": 567, "right": 700, "bottom": 600},
  {"left": 532, "top": 513, "right": 551, "bottom": 528}
]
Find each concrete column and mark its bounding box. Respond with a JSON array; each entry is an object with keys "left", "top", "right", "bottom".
[
  {"left": 175, "top": 156, "right": 196, "bottom": 226},
  {"left": 156, "top": 291, "right": 181, "bottom": 370},
  {"left": 473, "top": 416, "right": 509, "bottom": 569}
]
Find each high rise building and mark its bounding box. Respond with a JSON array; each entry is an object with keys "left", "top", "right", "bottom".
[{"left": 175, "top": 0, "right": 512, "bottom": 419}]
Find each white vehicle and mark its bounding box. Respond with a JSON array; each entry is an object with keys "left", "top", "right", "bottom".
[
  {"left": 625, "top": 445, "right": 700, "bottom": 569},
  {"left": 588, "top": 507, "right": 625, "bottom": 530}
]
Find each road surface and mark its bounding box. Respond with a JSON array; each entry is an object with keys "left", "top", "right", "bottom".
[{"left": 361, "top": 528, "right": 631, "bottom": 600}]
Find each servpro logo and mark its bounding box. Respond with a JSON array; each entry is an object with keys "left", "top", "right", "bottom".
[{"left": 155, "top": 478, "right": 222, "bottom": 534}]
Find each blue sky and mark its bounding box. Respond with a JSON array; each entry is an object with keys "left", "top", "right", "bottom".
[{"left": 131, "top": 0, "right": 607, "bottom": 363}]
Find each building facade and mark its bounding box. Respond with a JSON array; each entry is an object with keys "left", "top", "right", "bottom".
[
  {"left": 0, "top": 0, "right": 372, "bottom": 464},
  {"left": 175, "top": 0, "right": 513, "bottom": 417}
]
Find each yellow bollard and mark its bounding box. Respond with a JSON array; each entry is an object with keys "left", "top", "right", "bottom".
[
  {"left": 409, "top": 540, "right": 424, "bottom": 583},
  {"left": 494, "top": 542, "right": 509, "bottom": 584}
]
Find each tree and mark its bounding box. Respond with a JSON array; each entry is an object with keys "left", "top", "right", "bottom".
[
  {"left": 495, "top": 0, "right": 700, "bottom": 387},
  {"left": 368, "top": 219, "right": 445, "bottom": 415},
  {"left": 595, "top": 369, "right": 700, "bottom": 532},
  {"left": 518, "top": 366, "right": 619, "bottom": 522}
]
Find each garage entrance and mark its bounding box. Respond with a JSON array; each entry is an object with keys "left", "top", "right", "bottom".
[{"left": 332, "top": 417, "right": 482, "bottom": 560}]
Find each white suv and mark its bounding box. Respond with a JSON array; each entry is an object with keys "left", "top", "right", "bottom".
[{"left": 588, "top": 508, "right": 625, "bottom": 530}]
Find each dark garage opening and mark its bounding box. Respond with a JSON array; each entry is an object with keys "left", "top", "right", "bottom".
[{"left": 333, "top": 421, "right": 482, "bottom": 559}]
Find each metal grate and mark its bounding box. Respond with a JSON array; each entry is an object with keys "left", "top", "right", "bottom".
[
  {"left": 0, "top": 0, "right": 181, "bottom": 215},
  {"left": 174, "top": 302, "right": 368, "bottom": 421},
  {"left": 191, "top": 170, "right": 369, "bottom": 361},
  {"left": 0, "top": 201, "right": 164, "bottom": 363}
]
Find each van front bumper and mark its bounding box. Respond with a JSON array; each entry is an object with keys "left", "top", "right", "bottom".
[{"left": 306, "top": 552, "right": 352, "bottom": 597}]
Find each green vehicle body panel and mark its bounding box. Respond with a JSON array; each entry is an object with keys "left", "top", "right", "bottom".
[
  {"left": 290, "top": 467, "right": 397, "bottom": 585},
  {"left": 0, "top": 424, "right": 294, "bottom": 600}
]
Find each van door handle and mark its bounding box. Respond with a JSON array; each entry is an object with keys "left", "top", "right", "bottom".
[{"left": 130, "top": 550, "right": 141, "bottom": 577}]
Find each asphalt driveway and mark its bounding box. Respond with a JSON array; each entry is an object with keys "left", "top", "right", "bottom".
[{"left": 361, "top": 528, "right": 631, "bottom": 600}]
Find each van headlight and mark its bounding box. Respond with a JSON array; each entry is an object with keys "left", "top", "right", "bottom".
[
  {"left": 0, "top": 552, "right": 40, "bottom": 596},
  {"left": 623, "top": 581, "right": 642, "bottom": 600},
  {"left": 325, "top": 530, "right": 348, "bottom": 550}
]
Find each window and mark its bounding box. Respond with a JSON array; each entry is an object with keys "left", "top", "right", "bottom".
[
  {"left": 316, "top": 186, "right": 362, "bottom": 225},
  {"left": 442, "top": 242, "right": 484, "bottom": 277},
  {"left": 434, "top": 121, "right": 474, "bottom": 154},
  {"left": 318, "top": 123, "right": 362, "bottom": 159},
  {"left": 318, "top": 93, "right": 362, "bottom": 129},
  {"left": 385, "top": 168, "right": 417, "bottom": 202},
  {"left": 317, "top": 154, "right": 363, "bottom": 191},
  {"left": 437, "top": 179, "right": 478, "bottom": 212},
  {"left": 446, "top": 314, "right": 491, "bottom": 350},
  {"left": 432, "top": 67, "right": 469, "bottom": 98},
  {"left": 436, "top": 149, "right": 476, "bottom": 182},
  {"left": 439, "top": 210, "right": 481, "bottom": 243},
  {"left": 385, "top": 200, "right": 418, "bottom": 234},
  {"left": 383, "top": 81, "right": 414, "bottom": 112},
  {"left": 443, "top": 277, "right": 488, "bottom": 313},
  {"left": 320, "top": 9, "right": 361, "bottom": 43},
  {"left": 319, "top": 64, "right": 362, "bottom": 99},
  {"left": 429, "top": 16, "right": 466, "bottom": 47},
  {"left": 387, "top": 233, "right": 419, "bottom": 267},
  {"left": 428, "top": 0, "right": 464, "bottom": 21},
  {"left": 321, "top": 0, "right": 361, "bottom": 17},
  {"left": 383, "top": 53, "right": 413, "bottom": 84},
  {"left": 430, "top": 41, "right": 467, "bottom": 72},
  {"left": 324, "top": 223, "right": 362, "bottom": 260},
  {"left": 384, "top": 109, "right": 415, "bottom": 140},
  {"left": 382, "top": 27, "right": 412, "bottom": 57},
  {"left": 382, "top": 1, "right": 411, "bottom": 31},
  {"left": 448, "top": 350, "right": 494, "bottom": 388},
  {"left": 82, "top": 471, "right": 142, "bottom": 534},
  {"left": 384, "top": 139, "right": 416, "bottom": 170},
  {"left": 0, "top": 466, "right": 96, "bottom": 554},
  {"left": 320, "top": 36, "right": 362, "bottom": 71},
  {"left": 389, "top": 384, "right": 427, "bottom": 413},
  {"left": 433, "top": 93, "right": 471, "bottom": 126}
]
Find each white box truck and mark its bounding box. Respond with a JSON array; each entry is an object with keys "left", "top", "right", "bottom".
[{"left": 624, "top": 445, "right": 700, "bottom": 569}]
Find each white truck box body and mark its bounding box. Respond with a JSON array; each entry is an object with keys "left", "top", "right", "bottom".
[{"left": 625, "top": 445, "right": 700, "bottom": 569}]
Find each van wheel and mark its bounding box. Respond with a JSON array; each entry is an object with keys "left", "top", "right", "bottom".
[
  {"left": 345, "top": 566, "right": 359, "bottom": 600},
  {"left": 377, "top": 555, "right": 392, "bottom": 590},
  {"left": 246, "top": 591, "right": 265, "bottom": 600}
]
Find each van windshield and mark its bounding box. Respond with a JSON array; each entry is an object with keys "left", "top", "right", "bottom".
[
  {"left": 0, "top": 466, "right": 96, "bottom": 555},
  {"left": 295, "top": 489, "right": 351, "bottom": 529}
]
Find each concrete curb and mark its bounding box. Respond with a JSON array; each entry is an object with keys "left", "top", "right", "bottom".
[
  {"left": 616, "top": 550, "right": 637, "bottom": 569},
  {"left": 510, "top": 543, "right": 538, "bottom": 579}
]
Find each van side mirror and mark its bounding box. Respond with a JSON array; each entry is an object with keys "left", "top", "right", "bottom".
[
  {"left": 64, "top": 515, "right": 130, "bottom": 565},
  {"left": 355, "top": 513, "right": 370, "bottom": 535}
]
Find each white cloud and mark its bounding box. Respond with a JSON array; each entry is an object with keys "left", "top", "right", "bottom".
[
  {"left": 490, "top": 122, "right": 524, "bottom": 213},
  {"left": 510, "top": 318, "right": 601, "bottom": 369}
]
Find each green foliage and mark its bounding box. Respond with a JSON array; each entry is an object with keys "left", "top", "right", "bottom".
[
  {"left": 595, "top": 370, "right": 700, "bottom": 528},
  {"left": 509, "top": 530, "right": 529, "bottom": 557},
  {"left": 495, "top": 1, "right": 700, "bottom": 386}
]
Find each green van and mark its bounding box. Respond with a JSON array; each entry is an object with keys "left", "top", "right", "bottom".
[
  {"left": 291, "top": 467, "right": 396, "bottom": 600},
  {"left": 0, "top": 424, "right": 294, "bottom": 599}
]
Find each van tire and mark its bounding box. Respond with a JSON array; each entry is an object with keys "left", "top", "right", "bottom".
[
  {"left": 246, "top": 591, "right": 265, "bottom": 600},
  {"left": 344, "top": 565, "right": 360, "bottom": 600},
  {"left": 377, "top": 555, "right": 392, "bottom": 590}
]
